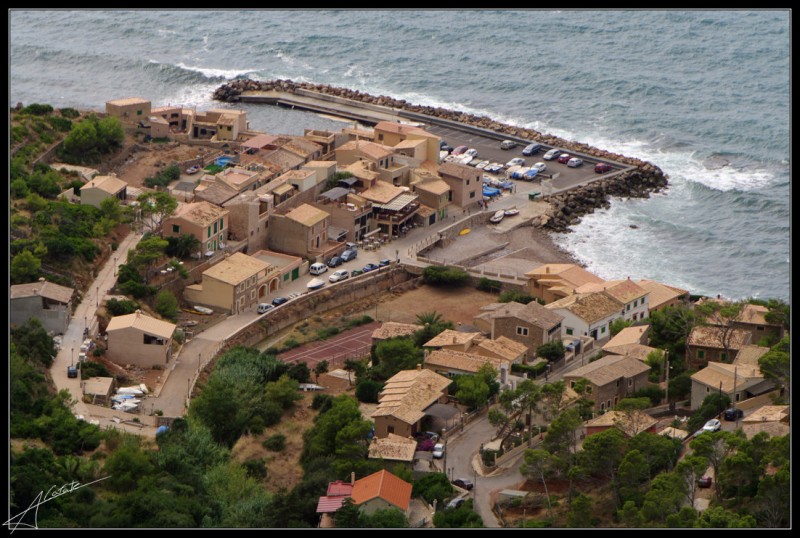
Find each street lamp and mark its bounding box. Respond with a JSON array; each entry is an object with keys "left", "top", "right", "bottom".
[
  {"left": 96, "top": 286, "right": 99, "bottom": 307},
  {"left": 71, "top": 348, "right": 74, "bottom": 367}
]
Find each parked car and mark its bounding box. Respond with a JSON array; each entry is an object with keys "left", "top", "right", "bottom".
[
  {"left": 326, "top": 256, "right": 343, "bottom": 268},
  {"left": 329, "top": 269, "right": 350, "bottom": 282},
  {"left": 500, "top": 140, "right": 518, "bottom": 150},
  {"left": 446, "top": 498, "right": 465, "bottom": 510},
  {"left": 522, "top": 143, "right": 542, "bottom": 156},
  {"left": 465, "top": 148, "right": 478, "bottom": 158},
  {"left": 594, "top": 162, "right": 613, "bottom": 174},
  {"left": 67, "top": 365, "right": 78, "bottom": 378},
  {"left": 452, "top": 478, "right": 474, "bottom": 491},
  {"left": 309, "top": 262, "right": 328, "bottom": 275},
  {"left": 543, "top": 148, "right": 562, "bottom": 160},
  {"left": 351, "top": 269, "right": 364, "bottom": 276},
  {"left": 185, "top": 165, "right": 201, "bottom": 175},
  {"left": 432, "top": 443, "right": 445, "bottom": 459},
  {"left": 723, "top": 407, "right": 744, "bottom": 421},
  {"left": 307, "top": 278, "right": 326, "bottom": 290},
  {"left": 378, "top": 259, "right": 392, "bottom": 267},
  {"left": 345, "top": 242, "right": 358, "bottom": 251},
  {"left": 523, "top": 168, "right": 539, "bottom": 181},
  {"left": 452, "top": 145, "right": 469, "bottom": 155},
  {"left": 505, "top": 157, "right": 525, "bottom": 168},
  {"left": 362, "top": 263, "right": 379, "bottom": 273},
  {"left": 531, "top": 162, "right": 547, "bottom": 173},
  {"left": 439, "top": 139, "right": 448, "bottom": 149},
  {"left": 475, "top": 160, "right": 490, "bottom": 170},
  {"left": 441, "top": 145, "right": 454, "bottom": 154},
  {"left": 557, "top": 153, "right": 572, "bottom": 164},
  {"left": 702, "top": 419, "right": 722, "bottom": 433},
  {"left": 341, "top": 249, "right": 358, "bottom": 262},
  {"left": 271, "top": 296, "right": 288, "bottom": 306},
  {"left": 257, "top": 303, "right": 274, "bottom": 314},
  {"left": 697, "top": 476, "right": 713, "bottom": 488},
  {"left": 567, "top": 157, "right": 584, "bottom": 168}
]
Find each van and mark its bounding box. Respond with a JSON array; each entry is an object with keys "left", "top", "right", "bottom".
[
  {"left": 340, "top": 249, "right": 358, "bottom": 262},
  {"left": 257, "top": 303, "right": 274, "bottom": 314},
  {"left": 309, "top": 262, "right": 328, "bottom": 275}
]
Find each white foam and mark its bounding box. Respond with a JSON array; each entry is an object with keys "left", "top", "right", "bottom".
[{"left": 173, "top": 62, "right": 259, "bottom": 80}]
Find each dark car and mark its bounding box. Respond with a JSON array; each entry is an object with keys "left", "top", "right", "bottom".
[
  {"left": 326, "top": 256, "right": 343, "bottom": 268},
  {"left": 594, "top": 162, "right": 613, "bottom": 174},
  {"left": 697, "top": 476, "right": 713, "bottom": 488},
  {"left": 67, "top": 365, "right": 78, "bottom": 378},
  {"left": 351, "top": 269, "right": 364, "bottom": 276},
  {"left": 452, "top": 478, "right": 474, "bottom": 491},
  {"left": 271, "top": 297, "right": 289, "bottom": 306},
  {"left": 439, "top": 139, "right": 448, "bottom": 149},
  {"left": 378, "top": 259, "right": 391, "bottom": 267},
  {"left": 522, "top": 143, "right": 542, "bottom": 156},
  {"left": 723, "top": 407, "right": 744, "bottom": 421},
  {"left": 557, "top": 153, "right": 572, "bottom": 164},
  {"left": 446, "top": 498, "right": 465, "bottom": 510},
  {"left": 362, "top": 263, "right": 379, "bottom": 273},
  {"left": 441, "top": 145, "right": 454, "bottom": 154}
]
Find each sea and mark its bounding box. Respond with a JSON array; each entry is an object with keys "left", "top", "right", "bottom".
[{"left": 9, "top": 9, "right": 791, "bottom": 303}]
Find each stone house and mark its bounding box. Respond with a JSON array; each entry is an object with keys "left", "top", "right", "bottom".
[
  {"left": 576, "top": 278, "right": 650, "bottom": 323},
  {"left": 105, "top": 97, "right": 151, "bottom": 125},
  {"left": 563, "top": 354, "right": 651, "bottom": 413},
  {"left": 685, "top": 325, "right": 752, "bottom": 370},
  {"left": 79, "top": 175, "right": 128, "bottom": 208},
  {"left": 10, "top": 279, "right": 75, "bottom": 335},
  {"left": 105, "top": 311, "right": 176, "bottom": 368},
  {"left": 423, "top": 348, "right": 510, "bottom": 379},
  {"left": 184, "top": 252, "right": 279, "bottom": 314},
  {"left": 584, "top": 410, "right": 658, "bottom": 438},
  {"left": 524, "top": 263, "right": 604, "bottom": 304},
  {"left": 438, "top": 162, "right": 481, "bottom": 210},
  {"left": 412, "top": 179, "right": 451, "bottom": 226},
  {"left": 472, "top": 301, "right": 563, "bottom": 359},
  {"left": 634, "top": 279, "right": 690, "bottom": 314},
  {"left": 373, "top": 121, "right": 442, "bottom": 166},
  {"left": 371, "top": 368, "right": 451, "bottom": 439},
  {"left": 690, "top": 361, "right": 774, "bottom": 410},
  {"left": 351, "top": 469, "right": 413, "bottom": 517},
  {"left": 267, "top": 203, "right": 338, "bottom": 260},
  {"left": 545, "top": 291, "right": 625, "bottom": 342},
  {"left": 163, "top": 201, "right": 230, "bottom": 255},
  {"left": 313, "top": 192, "right": 374, "bottom": 243},
  {"left": 731, "top": 303, "right": 785, "bottom": 344},
  {"left": 335, "top": 139, "right": 410, "bottom": 186}
]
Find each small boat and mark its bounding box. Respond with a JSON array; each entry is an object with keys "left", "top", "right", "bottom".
[
  {"left": 459, "top": 228, "right": 471, "bottom": 236},
  {"left": 504, "top": 208, "right": 520, "bottom": 216},
  {"left": 307, "top": 278, "right": 326, "bottom": 290},
  {"left": 489, "top": 210, "right": 505, "bottom": 224},
  {"left": 193, "top": 306, "right": 214, "bottom": 315},
  {"left": 182, "top": 320, "right": 198, "bottom": 327},
  {"left": 117, "top": 387, "right": 144, "bottom": 395}
]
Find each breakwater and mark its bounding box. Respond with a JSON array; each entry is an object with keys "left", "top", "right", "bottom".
[{"left": 213, "top": 79, "right": 668, "bottom": 233}]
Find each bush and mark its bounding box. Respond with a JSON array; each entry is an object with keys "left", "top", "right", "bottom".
[
  {"left": 631, "top": 385, "right": 665, "bottom": 407},
  {"left": 59, "top": 107, "right": 80, "bottom": 119},
  {"left": 263, "top": 434, "right": 287, "bottom": 452},
  {"left": 422, "top": 265, "right": 469, "bottom": 287},
  {"left": 477, "top": 277, "right": 502, "bottom": 293},
  {"left": 21, "top": 103, "right": 54, "bottom": 116},
  {"left": 536, "top": 341, "right": 565, "bottom": 362},
  {"left": 242, "top": 458, "right": 267, "bottom": 480},
  {"left": 498, "top": 290, "right": 535, "bottom": 304},
  {"left": 106, "top": 298, "right": 140, "bottom": 317},
  {"left": 511, "top": 362, "right": 549, "bottom": 377},
  {"left": 355, "top": 379, "right": 383, "bottom": 403},
  {"left": 317, "top": 327, "right": 340, "bottom": 340},
  {"left": 312, "top": 393, "right": 334, "bottom": 411},
  {"left": 80, "top": 361, "right": 110, "bottom": 380}
]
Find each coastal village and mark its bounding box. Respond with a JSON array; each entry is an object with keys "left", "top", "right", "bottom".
[{"left": 9, "top": 84, "right": 790, "bottom": 529}]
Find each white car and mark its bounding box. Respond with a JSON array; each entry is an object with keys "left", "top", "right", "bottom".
[
  {"left": 329, "top": 269, "right": 350, "bottom": 282},
  {"left": 532, "top": 162, "right": 547, "bottom": 173},
  {"left": 505, "top": 157, "right": 525, "bottom": 168},
  {"left": 567, "top": 157, "right": 584, "bottom": 168},
  {"left": 432, "top": 443, "right": 445, "bottom": 459},
  {"left": 702, "top": 419, "right": 722, "bottom": 433},
  {"left": 475, "top": 160, "right": 490, "bottom": 170},
  {"left": 543, "top": 148, "right": 562, "bottom": 160},
  {"left": 465, "top": 148, "right": 478, "bottom": 158}
]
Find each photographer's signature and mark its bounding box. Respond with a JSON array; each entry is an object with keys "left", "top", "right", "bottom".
[{"left": 4, "top": 476, "right": 109, "bottom": 533}]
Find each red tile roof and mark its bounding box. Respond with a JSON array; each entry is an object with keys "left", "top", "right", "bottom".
[
  {"left": 327, "top": 480, "right": 354, "bottom": 497},
  {"left": 351, "top": 469, "right": 412, "bottom": 512}
]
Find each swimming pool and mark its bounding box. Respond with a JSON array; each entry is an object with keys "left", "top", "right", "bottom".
[{"left": 215, "top": 156, "right": 233, "bottom": 167}]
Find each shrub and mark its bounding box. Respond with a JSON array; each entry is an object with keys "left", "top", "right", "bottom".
[
  {"left": 80, "top": 360, "right": 110, "bottom": 380},
  {"left": 106, "top": 298, "right": 140, "bottom": 317},
  {"left": 536, "top": 341, "right": 565, "bottom": 362},
  {"left": 59, "top": 107, "right": 80, "bottom": 119},
  {"left": 242, "top": 458, "right": 268, "bottom": 480},
  {"left": 21, "top": 103, "right": 54, "bottom": 116},
  {"left": 477, "top": 277, "right": 502, "bottom": 293},
  {"left": 317, "top": 327, "right": 340, "bottom": 340},
  {"left": 312, "top": 393, "right": 334, "bottom": 412},
  {"left": 263, "top": 434, "right": 286, "bottom": 452},
  {"left": 631, "top": 385, "right": 665, "bottom": 407},
  {"left": 498, "top": 290, "right": 535, "bottom": 304},
  {"left": 422, "top": 265, "right": 469, "bottom": 287},
  {"left": 355, "top": 379, "right": 383, "bottom": 403}
]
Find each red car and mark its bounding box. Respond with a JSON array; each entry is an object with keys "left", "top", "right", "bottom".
[
  {"left": 451, "top": 145, "right": 469, "bottom": 155},
  {"left": 698, "top": 476, "right": 713, "bottom": 488},
  {"left": 557, "top": 153, "right": 572, "bottom": 164},
  {"left": 595, "top": 162, "right": 613, "bottom": 174}
]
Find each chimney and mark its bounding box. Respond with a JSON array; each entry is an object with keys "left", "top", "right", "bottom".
[
  {"left": 416, "top": 363, "right": 422, "bottom": 370},
  {"left": 351, "top": 472, "right": 356, "bottom": 485},
  {"left": 545, "top": 266, "right": 550, "bottom": 274},
  {"left": 452, "top": 335, "right": 457, "bottom": 344}
]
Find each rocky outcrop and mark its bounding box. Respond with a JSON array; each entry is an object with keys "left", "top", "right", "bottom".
[
  {"left": 213, "top": 79, "right": 663, "bottom": 171},
  {"left": 541, "top": 168, "right": 668, "bottom": 233}
]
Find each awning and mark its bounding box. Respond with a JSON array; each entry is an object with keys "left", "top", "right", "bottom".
[
  {"left": 320, "top": 187, "right": 350, "bottom": 201},
  {"left": 373, "top": 192, "right": 418, "bottom": 211}
]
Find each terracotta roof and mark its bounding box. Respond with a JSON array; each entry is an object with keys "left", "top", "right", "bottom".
[
  {"left": 10, "top": 280, "right": 74, "bottom": 303},
  {"left": 372, "top": 322, "right": 423, "bottom": 341},
  {"left": 635, "top": 279, "right": 689, "bottom": 310},
  {"left": 476, "top": 336, "right": 528, "bottom": 361},
  {"left": 576, "top": 279, "right": 648, "bottom": 304},
  {"left": 372, "top": 369, "right": 451, "bottom": 425},
  {"left": 586, "top": 410, "right": 658, "bottom": 437},
  {"left": 742, "top": 405, "right": 789, "bottom": 424},
  {"left": 659, "top": 426, "right": 689, "bottom": 440},
  {"left": 425, "top": 349, "right": 508, "bottom": 374},
  {"left": 602, "top": 343, "right": 660, "bottom": 362},
  {"left": 359, "top": 182, "right": 406, "bottom": 204},
  {"left": 285, "top": 203, "right": 329, "bottom": 227},
  {"left": 737, "top": 304, "right": 772, "bottom": 326},
  {"left": 195, "top": 182, "right": 240, "bottom": 205},
  {"left": 327, "top": 480, "right": 354, "bottom": 497},
  {"left": 242, "top": 133, "right": 279, "bottom": 149},
  {"left": 107, "top": 97, "right": 149, "bottom": 106},
  {"left": 424, "top": 329, "right": 481, "bottom": 348},
  {"left": 276, "top": 169, "right": 316, "bottom": 184},
  {"left": 82, "top": 376, "right": 115, "bottom": 396},
  {"left": 481, "top": 301, "right": 564, "bottom": 330},
  {"left": 171, "top": 201, "right": 229, "bottom": 227},
  {"left": 525, "top": 264, "right": 604, "bottom": 290},
  {"left": 687, "top": 326, "right": 752, "bottom": 350},
  {"left": 733, "top": 345, "right": 770, "bottom": 367},
  {"left": 374, "top": 121, "right": 432, "bottom": 137},
  {"left": 368, "top": 433, "right": 418, "bottom": 462},
  {"left": 82, "top": 175, "right": 127, "bottom": 195},
  {"left": 438, "top": 161, "right": 479, "bottom": 181},
  {"left": 546, "top": 292, "right": 624, "bottom": 324},
  {"left": 395, "top": 138, "right": 426, "bottom": 150},
  {"left": 564, "top": 354, "right": 650, "bottom": 387},
  {"left": 262, "top": 148, "right": 306, "bottom": 171},
  {"left": 741, "top": 421, "right": 791, "bottom": 439},
  {"left": 106, "top": 311, "right": 176, "bottom": 339},
  {"left": 338, "top": 140, "right": 395, "bottom": 161},
  {"left": 690, "top": 362, "right": 764, "bottom": 392},
  {"left": 282, "top": 137, "right": 322, "bottom": 157},
  {"left": 603, "top": 325, "right": 650, "bottom": 348},
  {"left": 415, "top": 179, "right": 451, "bottom": 196},
  {"left": 203, "top": 252, "right": 271, "bottom": 285},
  {"left": 351, "top": 469, "right": 412, "bottom": 512}
]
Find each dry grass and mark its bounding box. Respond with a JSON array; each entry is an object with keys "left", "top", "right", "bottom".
[{"left": 369, "top": 284, "right": 500, "bottom": 326}]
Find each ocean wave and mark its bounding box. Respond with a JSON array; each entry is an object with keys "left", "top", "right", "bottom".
[{"left": 145, "top": 60, "right": 260, "bottom": 82}]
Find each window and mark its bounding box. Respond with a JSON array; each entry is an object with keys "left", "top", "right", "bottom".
[
  {"left": 601, "top": 326, "right": 606, "bottom": 334},
  {"left": 469, "top": 191, "right": 476, "bottom": 198},
  {"left": 172, "top": 224, "right": 180, "bottom": 233},
  {"left": 628, "top": 379, "right": 632, "bottom": 387},
  {"left": 756, "top": 326, "right": 764, "bottom": 331},
  {"left": 466, "top": 179, "right": 470, "bottom": 185},
  {"left": 634, "top": 299, "right": 638, "bottom": 307},
  {"left": 387, "top": 425, "right": 394, "bottom": 434},
  {"left": 566, "top": 328, "right": 573, "bottom": 336},
  {"left": 626, "top": 304, "right": 631, "bottom": 311},
  {"left": 219, "top": 217, "right": 224, "bottom": 229},
  {"left": 207, "top": 226, "right": 211, "bottom": 238},
  {"left": 213, "top": 222, "right": 218, "bottom": 234},
  {"left": 698, "top": 350, "right": 705, "bottom": 359},
  {"left": 207, "top": 241, "right": 212, "bottom": 250},
  {"left": 616, "top": 379, "right": 620, "bottom": 387},
  {"left": 378, "top": 134, "right": 383, "bottom": 141},
  {"left": 516, "top": 326, "right": 529, "bottom": 336},
  {"left": 136, "top": 109, "right": 142, "bottom": 115},
  {"left": 721, "top": 352, "right": 727, "bottom": 361}
]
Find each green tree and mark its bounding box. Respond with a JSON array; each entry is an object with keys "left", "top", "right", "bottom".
[
  {"left": 103, "top": 443, "right": 156, "bottom": 493},
  {"left": 99, "top": 196, "right": 123, "bottom": 223},
  {"left": 754, "top": 466, "right": 789, "bottom": 528},
  {"left": 360, "top": 508, "right": 409, "bottom": 528},
  {"left": 11, "top": 249, "right": 41, "bottom": 283},
  {"left": 265, "top": 374, "right": 302, "bottom": 410},
  {"left": 154, "top": 289, "right": 179, "bottom": 322},
  {"left": 610, "top": 318, "right": 633, "bottom": 336},
  {"left": 334, "top": 498, "right": 361, "bottom": 528},
  {"left": 355, "top": 378, "right": 382, "bottom": 403},
  {"left": 694, "top": 506, "right": 757, "bottom": 528},
  {"left": 690, "top": 430, "right": 735, "bottom": 499},
  {"left": 165, "top": 233, "right": 202, "bottom": 259},
  {"left": 567, "top": 493, "right": 593, "bottom": 528},
  {"left": 412, "top": 472, "right": 453, "bottom": 506},
  {"left": 373, "top": 338, "right": 423, "bottom": 380},
  {"left": 138, "top": 191, "right": 178, "bottom": 233},
  {"left": 11, "top": 317, "right": 57, "bottom": 367},
  {"left": 413, "top": 311, "right": 455, "bottom": 348},
  {"left": 421, "top": 265, "right": 469, "bottom": 287},
  {"left": 668, "top": 372, "right": 692, "bottom": 403},
  {"left": 615, "top": 449, "right": 650, "bottom": 506},
  {"left": 543, "top": 407, "right": 582, "bottom": 468},
  {"left": 454, "top": 374, "right": 490, "bottom": 410},
  {"left": 618, "top": 500, "right": 643, "bottom": 528},
  {"left": 432, "top": 499, "right": 483, "bottom": 528},
  {"left": 286, "top": 362, "right": 311, "bottom": 383},
  {"left": 498, "top": 290, "right": 535, "bottom": 304},
  {"left": 757, "top": 336, "right": 790, "bottom": 403},
  {"left": 580, "top": 428, "right": 626, "bottom": 507},
  {"left": 666, "top": 507, "right": 698, "bottom": 528},
  {"left": 640, "top": 471, "right": 685, "bottom": 525},
  {"left": 128, "top": 236, "right": 168, "bottom": 283},
  {"left": 536, "top": 340, "right": 565, "bottom": 362},
  {"left": 648, "top": 304, "right": 697, "bottom": 361},
  {"left": 520, "top": 449, "right": 559, "bottom": 518},
  {"left": 695, "top": 299, "right": 746, "bottom": 362},
  {"left": 313, "top": 360, "right": 329, "bottom": 383}
]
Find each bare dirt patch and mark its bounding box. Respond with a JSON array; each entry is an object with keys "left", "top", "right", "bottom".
[
  {"left": 113, "top": 139, "right": 208, "bottom": 189},
  {"left": 366, "top": 284, "right": 500, "bottom": 327}
]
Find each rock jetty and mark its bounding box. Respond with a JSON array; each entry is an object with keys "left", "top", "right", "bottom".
[{"left": 214, "top": 78, "right": 669, "bottom": 233}]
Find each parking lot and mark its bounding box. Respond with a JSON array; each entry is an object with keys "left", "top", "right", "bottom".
[{"left": 424, "top": 124, "right": 627, "bottom": 194}]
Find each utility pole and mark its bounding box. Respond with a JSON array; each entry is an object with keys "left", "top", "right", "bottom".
[{"left": 664, "top": 350, "right": 670, "bottom": 407}]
